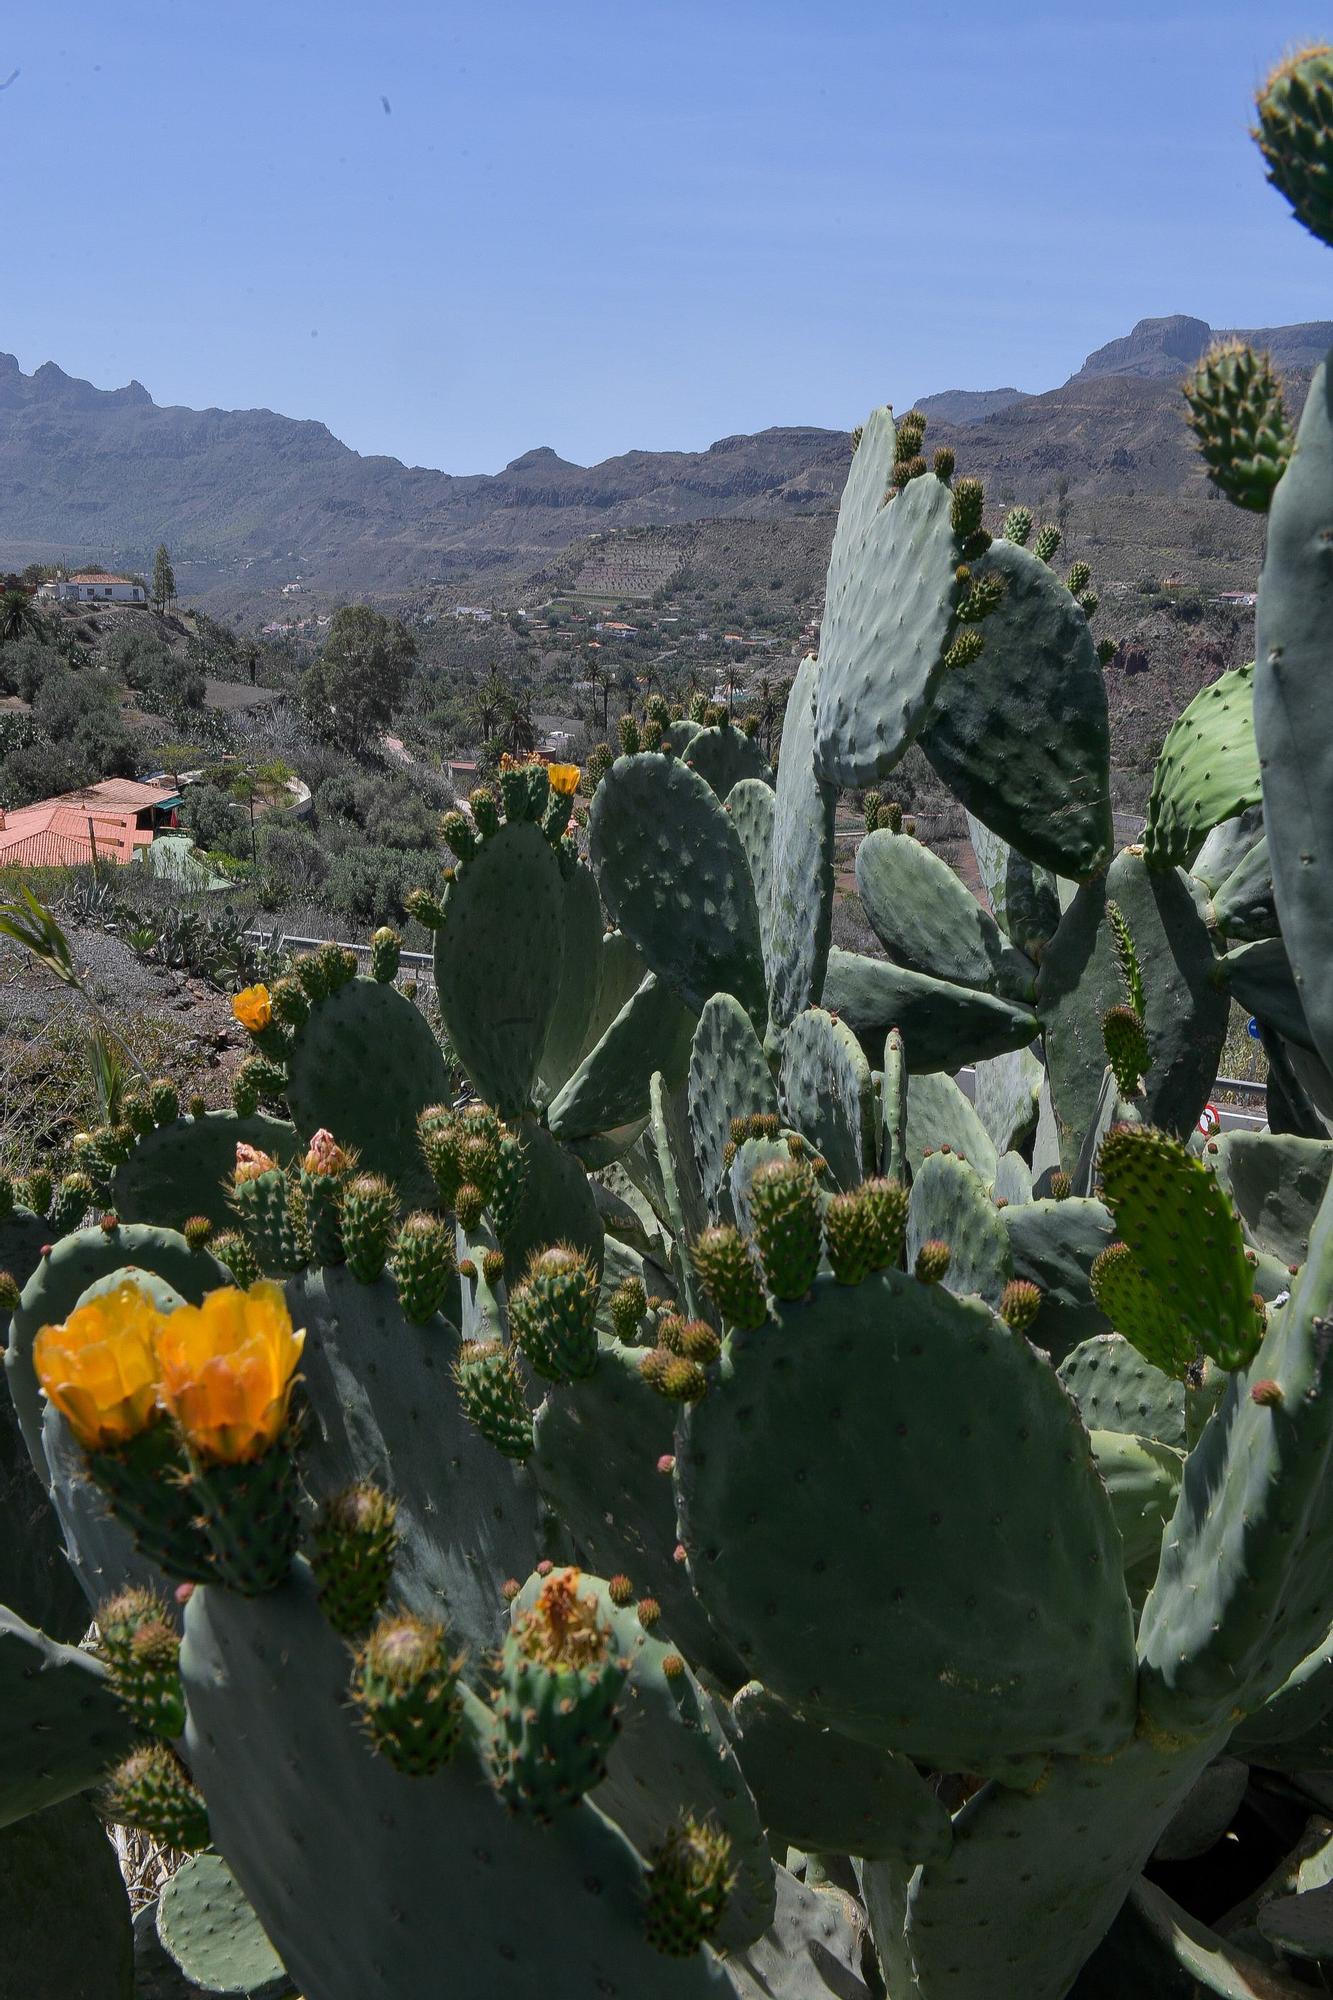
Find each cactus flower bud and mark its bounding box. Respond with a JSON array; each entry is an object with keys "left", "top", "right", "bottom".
[
  {"left": 393, "top": 1212, "right": 455, "bottom": 1324},
  {"left": 1255, "top": 47, "right": 1333, "bottom": 248},
  {"left": 351, "top": 1612, "right": 464, "bottom": 1776},
  {"left": 609, "top": 1276, "right": 648, "bottom": 1343},
  {"left": 509, "top": 1245, "right": 599, "bottom": 1383},
  {"left": 454, "top": 1339, "right": 533, "bottom": 1460},
  {"left": 1000, "top": 1279, "right": 1043, "bottom": 1335},
  {"left": 97, "top": 1587, "right": 186, "bottom": 1739},
  {"left": 102, "top": 1745, "right": 210, "bottom": 1852},
  {"left": 749, "top": 1158, "right": 822, "bottom": 1300},
  {"left": 644, "top": 1814, "right": 736, "bottom": 1957},
  {"left": 312, "top": 1481, "right": 400, "bottom": 1637},
  {"left": 691, "top": 1224, "right": 767, "bottom": 1329},
  {"left": 148, "top": 1078, "right": 179, "bottom": 1126},
  {"left": 915, "top": 1239, "right": 952, "bottom": 1285},
  {"left": 340, "top": 1174, "right": 398, "bottom": 1284},
  {"left": 370, "top": 925, "right": 402, "bottom": 983}
]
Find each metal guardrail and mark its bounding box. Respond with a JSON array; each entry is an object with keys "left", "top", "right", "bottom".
[
  {"left": 245, "top": 930, "right": 435, "bottom": 973},
  {"left": 250, "top": 929, "right": 1269, "bottom": 1112}
]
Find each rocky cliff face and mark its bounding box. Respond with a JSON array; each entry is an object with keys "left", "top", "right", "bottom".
[{"left": 1071, "top": 314, "right": 1333, "bottom": 381}]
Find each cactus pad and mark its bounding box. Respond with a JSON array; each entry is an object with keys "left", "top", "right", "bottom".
[
  {"left": 766, "top": 656, "right": 837, "bottom": 1029},
  {"left": 548, "top": 972, "right": 696, "bottom": 1146},
  {"left": 433, "top": 821, "right": 566, "bottom": 1120},
  {"left": 1206, "top": 1129, "right": 1333, "bottom": 1266},
  {"left": 732, "top": 1679, "right": 951, "bottom": 1865},
  {"left": 1057, "top": 1334, "right": 1187, "bottom": 1450},
  {"left": 919, "top": 536, "right": 1113, "bottom": 880},
  {"left": 1099, "top": 1125, "right": 1261, "bottom": 1373},
  {"left": 676, "top": 1270, "right": 1136, "bottom": 1770},
  {"left": 284, "top": 978, "right": 446, "bottom": 1209},
  {"left": 856, "top": 827, "right": 1034, "bottom": 999},
  {"left": 111, "top": 1111, "right": 301, "bottom": 1236},
  {"left": 1139, "top": 1170, "right": 1333, "bottom": 1730},
  {"left": 821, "top": 949, "right": 1039, "bottom": 1072},
  {"left": 291, "top": 1267, "right": 539, "bottom": 1658},
  {"left": 1254, "top": 350, "right": 1333, "bottom": 1079},
  {"left": 778, "top": 1007, "right": 875, "bottom": 1189},
  {"left": 181, "top": 1571, "right": 731, "bottom": 2000},
  {"left": 967, "top": 812, "right": 1062, "bottom": 960},
  {"left": 906, "top": 1151, "right": 1013, "bottom": 1306},
  {"left": 682, "top": 721, "right": 772, "bottom": 801},
  {"left": 0, "top": 1607, "right": 129, "bottom": 1827},
  {"left": 688, "top": 994, "right": 778, "bottom": 1211},
  {"left": 155, "top": 1852, "right": 289, "bottom": 1997},
  {"left": 1038, "top": 852, "right": 1228, "bottom": 1169},
  {"left": 1144, "top": 661, "right": 1261, "bottom": 870},
  {"left": 812, "top": 410, "right": 961, "bottom": 785},
  {"left": 590, "top": 753, "right": 766, "bottom": 1025}
]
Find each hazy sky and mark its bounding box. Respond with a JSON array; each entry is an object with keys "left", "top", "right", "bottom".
[{"left": 2, "top": 2, "right": 1327, "bottom": 472}]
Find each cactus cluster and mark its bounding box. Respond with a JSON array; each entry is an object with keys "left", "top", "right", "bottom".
[{"left": 9, "top": 50, "right": 1333, "bottom": 2000}]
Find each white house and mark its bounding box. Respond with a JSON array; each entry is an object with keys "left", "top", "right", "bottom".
[{"left": 55, "top": 572, "right": 147, "bottom": 605}]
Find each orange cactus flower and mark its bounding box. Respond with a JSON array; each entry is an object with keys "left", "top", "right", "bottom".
[
  {"left": 33, "top": 1282, "right": 164, "bottom": 1452},
  {"left": 302, "top": 1128, "right": 351, "bottom": 1177},
  {"left": 233, "top": 1142, "right": 277, "bottom": 1185},
  {"left": 546, "top": 763, "right": 582, "bottom": 796},
  {"left": 231, "top": 984, "right": 272, "bottom": 1033},
  {"left": 154, "top": 1282, "right": 305, "bottom": 1465}
]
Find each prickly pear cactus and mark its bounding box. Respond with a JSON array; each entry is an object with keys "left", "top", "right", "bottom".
[{"left": 11, "top": 51, "right": 1333, "bottom": 2000}]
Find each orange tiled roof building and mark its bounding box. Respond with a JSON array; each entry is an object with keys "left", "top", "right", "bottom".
[{"left": 0, "top": 778, "right": 180, "bottom": 869}]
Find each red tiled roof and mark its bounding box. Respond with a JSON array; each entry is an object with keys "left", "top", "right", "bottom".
[
  {"left": 67, "top": 573, "right": 141, "bottom": 586},
  {"left": 0, "top": 826, "right": 128, "bottom": 869},
  {"left": 0, "top": 798, "right": 158, "bottom": 869},
  {"left": 48, "top": 778, "right": 180, "bottom": 811}
]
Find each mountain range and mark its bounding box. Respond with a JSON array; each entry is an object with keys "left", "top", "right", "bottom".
[{"left": 0, "top": 314, "right": 1327, "bottom": 612}]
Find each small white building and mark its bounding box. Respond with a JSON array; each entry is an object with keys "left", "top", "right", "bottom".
[{"left": 56, "top": 572, "right": 147, "bottom": 605}]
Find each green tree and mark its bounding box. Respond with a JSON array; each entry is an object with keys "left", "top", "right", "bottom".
[
  {"left": 0, "top": 587, "right": 43, "bottom": 646},
  {"left": 300, "top": 606, "right": 417, "bottom": 756},
  {"left": 152, "top": 544, "right": 176, "bottom": 615}
]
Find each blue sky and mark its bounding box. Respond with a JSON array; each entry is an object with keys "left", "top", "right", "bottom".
[{"left": 2, "top": 2, "right": 1327, "bottom": 471}]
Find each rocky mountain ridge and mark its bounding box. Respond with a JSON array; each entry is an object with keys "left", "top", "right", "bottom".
[{"left": 0, "top": 315, "right": 1325, "bottom": 610}]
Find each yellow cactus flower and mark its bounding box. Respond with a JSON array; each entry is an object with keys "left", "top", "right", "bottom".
[
  {"left": 33, "top": 1283, "right": 164, "bottom": 1452},
  {"left": 231, "top": 984, "right": 272, "bottom": 1033},
  {"left": 154, "top": 1282, "right": 305, "bottom": 1465},
  {"left": 546, "top": 763, "right": 582, "bottom": 796}
]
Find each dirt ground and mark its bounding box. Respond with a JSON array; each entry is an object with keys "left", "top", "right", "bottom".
[{"left": 0, "top": 926, "right": 248, "bottom": 1177}]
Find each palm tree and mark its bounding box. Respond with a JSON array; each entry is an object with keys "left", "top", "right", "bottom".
[
  {"left": 0, "top": 586, "right": 43, "bottom": 645},
  {"left": 500, "top": 690, "right": 536, "bottom": 758},
  {"left": 583, "top": 652, "right": 612, "bottom": 733},
  {"left": 472, "top": 669, "right": 508, "bottom": 744},
  {"left": 755, "top": 674, "right": 780, "bottom": 760}
]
